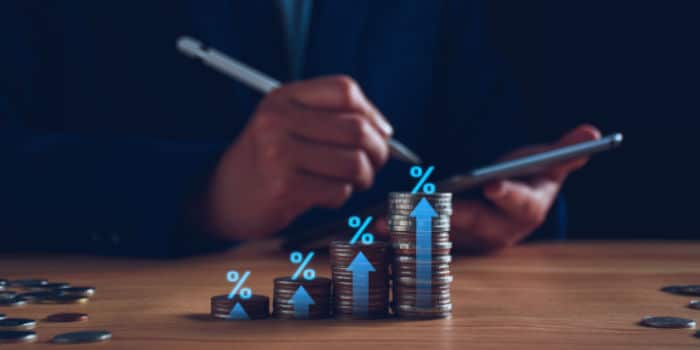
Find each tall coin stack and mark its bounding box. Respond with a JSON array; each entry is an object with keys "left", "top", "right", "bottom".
[
  {"left": 272, "top": 277, "right": 332, "bottom": 320},
  {"left": 388, "top": 192, "right": 453, "bottom": 319},
  {"left": 330, "top": 241, "right": 390, "bottom": 319}
]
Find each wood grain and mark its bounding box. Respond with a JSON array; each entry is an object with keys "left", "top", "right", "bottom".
[{"left": 1, "top": 241, "right": 699, "bottom": 349}]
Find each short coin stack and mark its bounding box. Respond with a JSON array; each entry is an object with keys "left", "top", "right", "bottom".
[
  {"left": 210, "top": 295, "right": 269, "bottom": 320},
  {"left": 330, "top": 241, "right": 390, "bottom": 319},
  {"left": 272, "top": 277, "right": 331, "bottom": 319},
  {"left": 389, "top": 192, "right": 453, "bottom": 318}
]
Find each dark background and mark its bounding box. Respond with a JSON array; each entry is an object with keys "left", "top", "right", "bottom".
[{"left": 487, "top": 1, "right": 699, "bottom": 239}]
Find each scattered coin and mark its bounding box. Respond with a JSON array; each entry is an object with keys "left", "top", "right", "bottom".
[
  {"left": 0, "top": 297, "right": 27, "bottom": 307},
  {"left": 60, "top": 286, "right": 96, "bottom": 297},
  {"left": 10, "top": 279, "right": 48, "bottom": 289},
  {"left": 46, "top": 313, "right": 88, "bottom": 323},
  {"left": 661, "top": 285, "right": 700, "bottom": 296},
  {"left": 0, "top": 291, "right": 17, "bottom": 300},
  {"left": 36, "top": 282, "right": 71, "bottom": 291},
  {"left": 0, "top": 318, "right": 36, "bottom": 331},
  {"left": 38, "top": 295, "right": 89, "bottom": 304},
  {"left": 51, "top": 330, "right": 112, "bottom": 344},
  {"left": 16, "top": 291, "right": 58, "bottom": 302},
  {"left": 639, "top": 316, "right": 696, "bottom": 329},
  {"left": 0, "top": 330, "right": 37, "bottom": 344},
  {"left": 689, "top": 300, "right": 700, "bottom": 310}
]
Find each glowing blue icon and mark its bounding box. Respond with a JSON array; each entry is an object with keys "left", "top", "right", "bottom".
[
  {"left": 410, "top": 165, "right": 436, "bottom": 194},
  {"left": 228, "top": 303, "right": 250, "bottom": 320},
  {"left": 348, "top": 216, "right": 374, "bottom": 245},
  {"left": 290, "top": 285, "right": 315, "bottom": 320},
  {"left": 290, "top": 251, "right": 316, "bottom": 281},
  {"left": 226, "top": 270, "right": 252, "bottom": 300}
]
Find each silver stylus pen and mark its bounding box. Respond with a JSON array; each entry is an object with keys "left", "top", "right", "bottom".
[{"left": 176, "top": 36, "right": 422, "bottom": 165}]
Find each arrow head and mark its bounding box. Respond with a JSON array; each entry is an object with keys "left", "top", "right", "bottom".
[
  {"left": 290, "top": 285, "right": 315, "bottom": 306},
  {"left": 228, "top": 302, "right": 250, "bottom": 320},
  {"left": 347, "top": 251, "right": 376, "bottom": 273},
  {"left": 410, "top": 198, "right": 438, "bottom": 218}
]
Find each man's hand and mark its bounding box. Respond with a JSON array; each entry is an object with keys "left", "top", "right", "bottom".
[
  {"left": 449, "top": 124, "right": 601, "bottom": 253},
  {"left": 375, "top": 124, "right": 600, "bottom": 254},
  {"left": 202, "top": 75, "right": 392, "bottom": 240}
]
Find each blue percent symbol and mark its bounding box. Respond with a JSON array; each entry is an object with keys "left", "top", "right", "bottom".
[
  {"left": 290, "top": 251, "right": 316, "bottom": 281},
  {"left": 348, "top": 216, "right": 374, "bottom": 245},
  {"left": 410, "top": 165, "right": 436, "bottom": 194},
  {"left": 226, "top": 270, "right": 252, "bottom": 300}
]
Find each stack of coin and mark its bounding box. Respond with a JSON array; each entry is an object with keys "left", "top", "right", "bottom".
[
  {"left": 210, "top": 295, "right": 269, "bottom": 320},
  {"left": 389, "top": 192, "right": 453, "bottom": 319},
  {"left": 330, "top": 241, "right": 390, "bottom": 319},
  {"left": 272, "top": 277, "right": 331, "bottom": 320}
]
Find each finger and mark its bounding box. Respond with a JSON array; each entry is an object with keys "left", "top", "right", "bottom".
[
  {"left": 274, "top": 171, "right": 354, "bottom": 213},
  {"left": 277, "top": 75, "right": 394, "bottom": 138},
  {"left": 265, "top": 101, "right": 389, "bottom": 169},
  {"left": 548, "top": 124, "right": 602, "bottom": 178},
  {"left": 284, "top": 135, "right": 376, "bottom": 190},
  {"left": 483, "top": 179, "right": 558, "bottom": 226},
  {"left": 372, "top": 217, "right": 390, "bottom": 239},
  {"left": 450, "top": 199, "right": 525, "bottom": 251}
]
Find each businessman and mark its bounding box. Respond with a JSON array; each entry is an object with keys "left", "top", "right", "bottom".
[{"left": 0, "top": 1, "right": 599, "bottom": 257}]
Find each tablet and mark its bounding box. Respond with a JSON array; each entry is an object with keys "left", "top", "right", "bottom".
[{"left": 438, "top": 133, "right": 623, "bottom": 192}]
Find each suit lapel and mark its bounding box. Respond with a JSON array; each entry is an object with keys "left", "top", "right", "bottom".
[{"left": 304, "top": 0, "right": 370, "bottom": 79}]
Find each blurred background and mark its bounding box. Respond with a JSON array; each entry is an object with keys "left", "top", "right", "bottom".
[{"left": 488, "top": 1, "right": 699, "bottom": 240}]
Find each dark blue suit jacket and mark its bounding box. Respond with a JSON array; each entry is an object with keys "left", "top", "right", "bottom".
[{"left": 0, "top": 0, "right": 564, "bottom": 257}]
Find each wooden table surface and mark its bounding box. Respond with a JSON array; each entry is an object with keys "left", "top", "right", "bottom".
[{"left": 1, "top": 241, "right": 699, "bottom": 349}]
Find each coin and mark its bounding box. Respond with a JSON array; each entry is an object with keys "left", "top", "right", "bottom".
[
  {"left": 46, "top": 313, "right": 88, "bottom": 323},
  {"left": 392, "top": 242, "right": 453, "bottom": 255},
  {"left": 0, "top": 318, "right": 36, "bottom": 331},
  {"left": 0, "top": 292, "right": 17, "bottom": 301},
  {"left": 661, "top": 285, "right": 700, "bottom": 296},
  {"left": 395, "top": 255, "right": 452, "bottom": 264},
  {"left": 60, "top": 286, "right": 96, "bottom": 297},
  {"left": 10, "top": 279, "right": 48, "bottom": 289},
  {"left": 0, "top": 298, "right": 27, "bottom": 307},
  {"left": 36, "top": 282, "right": 71, "bottom": 291},
  {"left": 690, "top": 300, "right": 700, "bottom": 310},
  {"left": 0, "top": 280, "right": 6, "bottom": 290},
  {"left": 391, "top": 232, "right": 451, "bottom": 244},
  {"left": 396, "top": 275, "right": 454, "bottom": 286},
  {"left": 639, "top": 316, "right": 696, "bottom": 329},
  {"left": 51, "top": 330, "right": 112, "bottom": 344},
  {"left": 388, "top": 216, "right": 451, "bottom": 232},
  {"left": 0, "top": 331, "right": 37, "bottom": 344},
  {"left": 38, "top": 295, "right": 89, "bottom": 304},
  {"left": 16, "top": 291, "right": 57, "bottom": 301}
]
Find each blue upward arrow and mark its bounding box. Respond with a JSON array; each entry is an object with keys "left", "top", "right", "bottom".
[
  {"left": 228, "top": 302, "right": 249, "bottom": 320},
  {"left": 347, "top": 251, "right": 376, "bottom": 317},
  {"left": 410, "top": 198, "right": 438, "bottom": 308},
  {"left": 290, "top": 285, "right": 315, "bottom": 320}
]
